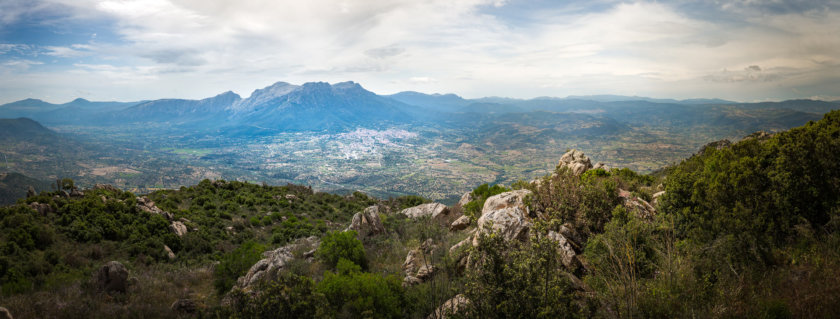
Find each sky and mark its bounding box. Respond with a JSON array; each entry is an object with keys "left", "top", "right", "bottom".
[{"left": 0, "top": 0, "right": 839, "bottom": 104}]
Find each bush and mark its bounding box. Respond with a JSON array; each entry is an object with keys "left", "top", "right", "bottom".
[
  {"left": 214, "top": 241, "right": 266, "bottom": 294},
  {"left": 316, "top": 267, "right": 405, "bottom": 319},
  {"left": 316, "top": 231, "right": 367, "bottom": 270}
]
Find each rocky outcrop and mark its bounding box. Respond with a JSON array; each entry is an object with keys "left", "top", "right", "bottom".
[
  {"left": 403, "top": 239, "right": 437, "bottom": 286},
  {"left": 27, "top": 202, "right": 52, "bottom": 216},
  {"left": 474, "top": 189, "right": 533, "bottom": 245},
  {"left": 558, "top": 149, "right": 593, "bottom": 175},
  {"left": 26, "top": 186, "right": 36, "bottom": 198},
  {"left": 171, "top": 299, "right": 198, "bottom": 315},
  {"left": 449, "top": 215, "right": 471, "bottom": 231},
  {"left": 93, "top": 184, "right": 122, "bottom": 193},
  {"left": 0, "top": 307, "right": 12, "bottom": 319},
  {"left": 592, "top": 162, "right": 610, "bottom": 171},
  {"left": 164, "top": 245, "right": 176, "bottom": 260},
  {"left": 547, "top": 231, "right": 579, "bottom": 270},
  {"left": 345, "top": 205, "right": 386, "bottom": 238},
  {"left": 235, "top": 236, "right": 320, "bottom": 291},
  {"left": 457, "top": 192, "right": 473, "bottom": 207},
  {"left": 93, "top": 261, "right": 129, "bottom": 294},
  {"left": 618, "top": 189, "right": 656, "bottom": 220},
  {"left": 652, "top": 191, "right": 666, "bottom": 207},
  {"left": 697, "top": 139, "right": 732, "bottom": 156},
  {"left": 428, "top": 294, "right": 470, "bottom": 319},
  {"left": 136, "top": 196, "right": 173, "bottom": 220},
  {"left": 170, "top": 221, "right": 188, "bottom": 237},
  {"left": 400, "top": 203, "right": 449, "bottom": 220}
]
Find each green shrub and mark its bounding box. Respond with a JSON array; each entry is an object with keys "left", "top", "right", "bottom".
[
  {"left": 316, "top": 267, "right": 404, "bottom": 319},
  {"left": 214, "top": 241, "right": 266, "bottom": 294},
  {"left": 316, "top": 231, "right": 367, "bottom": 270}
]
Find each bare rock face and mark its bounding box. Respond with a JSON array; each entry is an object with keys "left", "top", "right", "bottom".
[
  {"left": 235, "top": 236, "right": 320, "bottom": 291},
  {"left": 0, "top": 307, "right": 12, "bottom": 319},
  {"left": 400, "top": 203, "right": 449, "bottom": 220},
  {"left": 428, "top": 294, "right": 470, "bottom": 319},
  {"left": 170, "top": 221, "right": 188, "bottom": 237},
  {"left": 403, "top": 239, "right": 437, "bottom": 286},
  {"left": 457, "top": 192, "right": 473, "bottom": 207},
  {"left": 618, "top": 189, "right": 656, "bottom": 220},
  {"left": 547, "top": 231, "right": 579, "bottom": 270},
  {"left": 345, "top": 205, "right": 386, "bottom": 238},
  {"left": 474, "top": 189, "right": 533, "bottom": 245},
  {"left": 558, "top": 149, "right": 593, "bottom": 175},
  {"left": 449, "top": 215, "right": 471, "bottom": 231},
  {"left": 93, "top": 261, "right": 129, "bottom": 294}
]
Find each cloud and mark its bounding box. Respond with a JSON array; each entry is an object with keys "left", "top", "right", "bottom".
[{"left": 365, "top": 45, "right": 406, "bottom": 59}]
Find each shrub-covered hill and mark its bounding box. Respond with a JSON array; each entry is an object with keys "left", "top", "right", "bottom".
[{"left": 0, "top": 110, "right": 838, "bottom": 318}]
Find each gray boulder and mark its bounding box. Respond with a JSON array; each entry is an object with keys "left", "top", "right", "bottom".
[
  {"left": 400, "top": 203, "right": 449, "bottom": 220},
  {"left": 558, "top": 149, "right": 593, "bottom": 175},
  {"left": 27, "top": 202, "right": 52, "bottom": 216},
  {"left": 449, "top": 215, "right": 471, "bottom": 231},
  {"left": 170, "top": 221, "right": 188, "bottom": 237},
  {"left": 235, "top": 236, "right": 320, "bottom": 291},
  {"left": 26, "top": 186, "right": 36, "bottom": 198},
  {"left": 474, "top": 189, "right": 533, "bottom": 245},
  {"left": 618, "top": 189, "right": 656, "bottom": 220},
  {"left": 0, "top": 307, "right": 12, "bottom": 319},
  {"left": 457, "top": 192, "right": 473, "bottom": 207},
  {"left": 93, "top": 261, "right": 129, "bottom": 294},
  {"left": 547, "top": 230, "right": 579, "bottom": 270},
  {"left": 403, "top": 239, "right": 436, "bottom": 286},
  {"left": 428, "top": 294, "right": 470, "bottom": 319},
  {"left": 345, "top": 205, "right": 386, "bottom": 237}
]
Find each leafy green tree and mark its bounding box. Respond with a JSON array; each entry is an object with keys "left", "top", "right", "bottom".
[
  {"left": 214, "top": 241, "right": 266, "bottom": 294},
  {"left": 316, "top": 265, "right": 405, "bottom": 319},
  {"left": 316, "top": 231, "right": 367, "bottom": 270}
]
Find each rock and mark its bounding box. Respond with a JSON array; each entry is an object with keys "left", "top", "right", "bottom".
[
  {"left": 618, "top": 189, "right": 656, "bottom": 220},
  {"left": 136, "top": 196, "right": 173, "bottom": 220},
  {"left": 93, "top": 184, "right": 122, "bottom": 193},
  {"left": 428, "top": 294, "right": 470, "bottom": 319},
  {"left": 697, "top": 139, "right": 732, "bottom": 156},
  {"left": 474, "top": 189, "right": 533, "bottom": 245},
  {"left": 547, "top": 231, "right": 579, "bottom": 270},
  {"left": 100, "top": 195, "right": 108, "bottom": 203},
  {"left": 449, "top": 215, "right": 471, "bottom": 231},
  {"left": 27, "top": 202, "right": 52, "bottom": 216},
  {"left": 558, "top": 224, "right": 583, "bottom": 249},
  {"left": 235, "top": 236, "right": 320, "bottom": 291},
  {"left": 449, "top": 235, "right": 472, "bottom": 255},
  {"left": 345, "top": 205, "right": 386, "bottom": 238},
  {"left": 742, "top": 131, "right": 774, "bottom": 141},
  {"left": 457, "top": 192, "right": 473, "bottom": 207},
  {"left": 70, "top": 189, "right": 84, "bottom": 197},
  {"left": 170, "top": 221, "right": 188, "bottom": 237},
  {"left": 93, "top": 261, "right": 129, "bottom": 294},
  {"left": 400, "top": 203, "right": 449, "bottom": 220},
  {"left": 26, "top": 186, "right": 36, "bottom": 198},
  {"left": 284, "top": 194, "right": 298, "bottom": 200},
  {"left": 592, "top": 162, "right": 610, "bottom": 171},
  {"left": 652, "top": 191, "right": 666, "bottom": 206},
  {"left": 403, "top": 239, "right": 437, "bottom": 286},
  {"left": 164, "top": 245, "right": 176, "bottom": 260},
  {"left": 171, "top": 299, "right": 197, "bottom": 314},
  {"left": 558, "top": 149, "right": 593, "bottom": 175},
  {"left": 0, "top": 307, "right": 12, "bottom": 319}
]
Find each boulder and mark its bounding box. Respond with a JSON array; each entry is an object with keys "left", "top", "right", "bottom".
[
  {"left": 164, "top": 245, "right": 176, "bottom": 260},
  {"left": 558, "top": 149, "right": 593, "bottom": 175},
  {"left": 26, "top": 186, "right": 36, "bottom": 198},
  {"left": 136, "top": 196, "right": 173, "bottom": 220},
  {"left": 345, "top": 205, "right": 386, "bottom": 238},
  {"left": 403, "top": 239, "right": 436, "bottom": 286},
  {"left": 449, "top": 215, "right": 471, "bottom": 231},
  {"left": 592, "top": 162, "right": 610, "bottom": 171},
  {"left": 93, "top": 261, "right": 129, "bottom": 294},
  {"left": 70, "top": 189, "right": 84, "bottom": 197},
  {"left": 618, "top": 189, "right": 656, "bottom": 220},
  {"left": 170, "top": 221, "right": 188, "bottom": 237},
  {"left": 457, "top": 192, "right": 473, "bottom": 207},
  {"left": 28, "top": 202, "right": 52, "bottom": 216},
  {"left": 697, "top": 139, "right": 732, "bottom": 156},
  {"left": 284, "top": 194, "right": 298, "bottom": 201},
  {"left": 93, "top": 184, "right": 122, "bottom": 193},
  {"left": 474, "top": 189, "right": 533, "bottom": 245},
  {"left": 449, "top": 235, "right": 472, "bottom": 255},
  {"left": 428, "top": 294, "right": 470, "bottom": 319},
  {"left": 171, "top": 299, "right": 198, "bottom": 314},
  {"left": 547, "top": 231, "right": 579, "bottom": 270},
  {"left": 652, "top": 191, "right": 666, "bottom": 207},
  {"left": 400, "top": 203, "right": 449, "bottom": 220},
  {"left": 0, "top": 307, "right": 12, "bottom": 319},
  {"left": 235, "top": 236, "right": 320, "bottom": 291}
]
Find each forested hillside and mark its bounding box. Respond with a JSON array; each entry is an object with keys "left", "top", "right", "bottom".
[{"left": 0, "top": 111, "right": 838, "bottom": 318}]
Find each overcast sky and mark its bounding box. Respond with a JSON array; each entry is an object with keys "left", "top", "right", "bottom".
[{"left": 0, "top": 0, "right": 838, "bottom": 104}]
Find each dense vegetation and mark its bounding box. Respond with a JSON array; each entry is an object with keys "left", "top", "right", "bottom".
[{"left": 0, "top": 110, "right": 838, "bottom": 318}]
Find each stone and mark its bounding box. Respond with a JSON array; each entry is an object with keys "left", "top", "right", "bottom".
[
  {"left": 284, "top": 194, "right": 298, "bottom": 200},
  {"left": 474, "top": 189, "right": 533, "bottom": 245},
  {"left": 449, "top": 215, "right": 471, "bottom": 231},
  {"left": 27, "top": 202, "right": 52, "bottom": 216},
  {"left": 592, "top": 162, "right": 610, "bottom": 171},
  {"left": 0, "top": 307, "right": 12, "bottom": 319},
  {"left": 93, "top": 261, "right": 129, "bottom": 294},
  {"left": 547, "top": 230, "right": 579, "bottom": 270},
  {"left": 618, "top": 189, "right": 656, "bottom": 220},
  {"left": 428, "top": 294, "right": 470, "bottom": 319},
  {"left": 164, "top": 245, "right": 176, "bottom": 260},
  {"left": 400, "top": 203, "right": 449, "bottom": 220},
  {"left": 70, "top": 189, "right": 84, "bottom": 197},
  {"left": 457, "top": 192, "right": 473, "bottom": 207},
  {"left": 93, "top": 184, "right": 122, "bottom": 193},
  {"left": 403, "top": 239, "right": 436, "bottom": 286},
  {"left": 171, "top": 299, "right": 197, "bottom": 314},
  {"left": 558, "top": 149, "right": 593, "bottom": 175},
  {"left": 652, "top": 191, "right": 666, "bottom": 206},
  {"left": 345, "top": 205, "right": 386, "bottom": 238},
  {"left": 26, "top": 186, "right": 36, "bottom": 198},
  {"left": 235, "top": 236, "right": 320, "bottom": 291},
  {"left": 170, "top": 221, "right": 188, "bottom": 237},
  {"left": 136, "top": 196, "right": 173, "bottom": 220}
]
